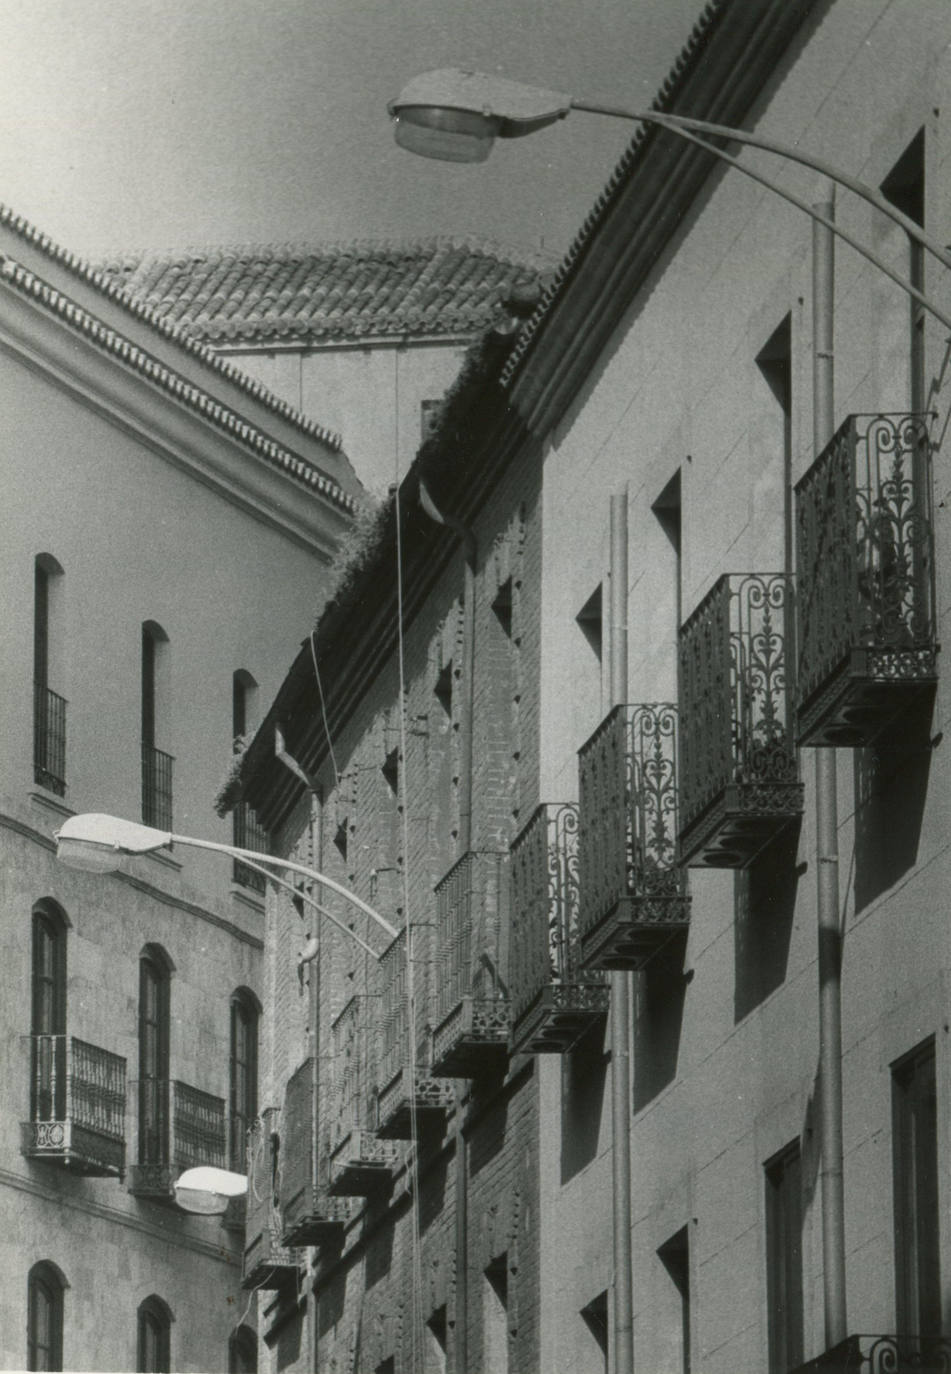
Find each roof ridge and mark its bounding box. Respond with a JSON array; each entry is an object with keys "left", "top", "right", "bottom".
[{"left": 0, "top": 203, "right": 345, "bottom": 453}]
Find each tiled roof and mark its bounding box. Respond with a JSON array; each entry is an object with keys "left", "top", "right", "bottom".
[{"left": 96, "top": 238, "right": 555, "bottom": 345}]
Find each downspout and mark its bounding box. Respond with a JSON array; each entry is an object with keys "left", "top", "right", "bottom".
[
  {"left": 812, "top": 194, "right": 847, "bottom": 1348},
  {"left": 609, "top": 489, "right": 635, "bottom": 1374}
]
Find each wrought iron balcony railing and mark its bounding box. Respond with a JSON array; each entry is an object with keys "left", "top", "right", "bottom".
[
  {"left": 509, "top": 803, "right": 609, "bottom": 1054},
  {"left": 578, "top": 703, "right": 690, "bottom": 970},
  {"left": 141, "top": 743, "right": 174, "bottom": 830},
  {"left": 21, "top": 1034, "right": 126, "bottom": 1178},
  {"left": 33, "top": 683, "right": 67, "bottom": 796},
  {"left": 431, "top": 851, "right": 511, "bottom": 1077},
  {"left": 679, "top": 574, "right": 803, "bottom": 867},
  {"left": 244, "top": 1111, "right": 305, "bottom": 1290},
  {"left": 796, "top": 413, "right": 937, "bottom": 746},
  {"left": 374, "top": 930, "right": 452, "bottom": 1140},
  {"left": 233, "top": 801, "right": 267, "bottom": 893},
  {"left": 278, "top": 1062, "right": 351, "bottom": 1246},
  {"left": 790, "top": 1333, "right": 951, "bottom": 1372},
  {"left": 128, "top": 1079, "right": 226, "bottom": 1200},
  {"left": 327, "top": 998, "right": 398, "bottom": 1196}
]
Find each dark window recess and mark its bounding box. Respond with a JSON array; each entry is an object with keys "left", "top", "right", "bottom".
[
  {"left": 27, "top": 1263, "right": 64, "bottom": 1372},
  {"left": 765, "top": 1141, "right": 804, "bottom": 1374},
  {"left": 229, "top": 994, "right": 259, "bottom": 1172},
  {"left": 658, "top": 1227, "right": 691, "bottom": 1374},
  {"left": 138, "top": 952, "right": 170, "bottom": 1167},
  {"left": 576, "top": 584, "right": 603, "bottom": 662},
  {"left": 893, "top": 1038, "right": 940, "bottom": 1337},
  {"left": 882, "top": 129, "right": 925, "bottom": 413},
  {"left": 580, "top": 1291, "right": 609, "bottom": 1372},
  {"left": 137, "top": 1297, "right": 172, "bottom": 1374}
]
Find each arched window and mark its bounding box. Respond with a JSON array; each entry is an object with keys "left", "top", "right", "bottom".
[
  {"left": 229, "top": 990, "right": 260, "bottom": 1172},
  {"left": 27, "top": 1261, "right": 66, "bottom": 1371},
  {"left": 33, "top": 554, "right": 66, "bottom": 795},
  {"left": 232, "top": 671, "right": 266, "bottom": 891},
  {"left": 228, "top": 1324, "right": 258, "bottom": 1374},
  {"left": 141, "top": 622, "right": 172, "bottom": 828},
  {"left": 31, "top": 903, "right": 68, "bottom": 1122},
  {"left": 138, "top": 946, "right": 172, "bottom": 1169},
  {"left": 137, "top": 1295, "right": 172, "bottom": 1374}
]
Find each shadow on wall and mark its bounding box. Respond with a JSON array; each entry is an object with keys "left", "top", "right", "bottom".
[
  {"left": 734, "top": 822, "right": 803, "bottom": 1024},
  {"left": 561, "top": 1019, "right": 609, "bottom": 1185},
  {"left": 853, "top": 695, "right": 936, "bottom": 915}
]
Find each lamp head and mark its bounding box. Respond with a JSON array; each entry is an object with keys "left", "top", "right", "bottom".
[
  {"left": 174, "top": 1166, "right": 248, "bottom": 1216},
  {"left": 55, "top": 813, "right": 171, "bottom": 872},
  {"left": 389, "top": 68, "right": 571, "bottom": 163}
]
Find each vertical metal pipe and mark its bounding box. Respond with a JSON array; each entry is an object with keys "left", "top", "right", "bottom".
[
  {"left": 812, "top": 193, "right": 847, "bottom": 1348},
  {"left": 609, "top": 489, "right": 635, "bottom": 1374}
]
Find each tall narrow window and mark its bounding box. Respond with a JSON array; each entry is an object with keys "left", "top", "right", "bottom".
[
  {"left": 33, "top": 555, "right": 66, "bottom": 795},
  {"left": 27, "top": 1262, "right": 65, "bottom": 1372},
  {"left": 229, "top": 1326, "right": 257, "bottom": 1374},
  {"left": 893, "top": 1038, "right": 940, "bottom": 1337},
  {"left": 141, "top": 623, "right": 172, "bottom": 829},
  {"left": 882, "top": 130, "right": 925, "bottom": 413},
  {"left": 138, "top": 947, "right": 171, "bottom": 1172},
  {"left": 232, "top": 671, "right": 265, "bottom": 891},
  {"left": 137, "top": 1296, "right": 172, "bottom": 1374},
  {"left": 756, "top": 315, "right": 793, "bottom": 575},
  {"left": 31, "top": 903, "right": 67, "bottom": 1123},
  {"left": 765, "top": 1141, "right": 804, "bottom": 1373},
  {"left": 229, "top": 990, "right": 259, "bottom": 1172},
  {"left": 483, "top": 1254, "right": 509, "bottom": 1374},
  {"left": 659, "top": 1227, "right": 691, "bottom": 1373}
]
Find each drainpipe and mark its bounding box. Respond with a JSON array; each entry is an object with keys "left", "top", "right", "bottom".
[
  {"left": 609, "top": 489, "right": 635, "bottom": 1374},
  {"left": 813, "top": 193, "right": 847, "bottom": 1348}
]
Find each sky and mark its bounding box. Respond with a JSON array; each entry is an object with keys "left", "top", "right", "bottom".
[{"left": 0, "top": 0, "right": 705, "bottom": 264}]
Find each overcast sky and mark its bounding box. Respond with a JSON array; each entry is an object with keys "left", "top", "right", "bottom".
[{"left": 0, "top": 0, "right": 704, "bottom": 262}]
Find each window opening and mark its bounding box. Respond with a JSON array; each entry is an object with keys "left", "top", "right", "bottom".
[
  {"left": 31, "top": 905, "right": 67, "bottom": 1122},
  {"left": 138, "top": 949, "right": 171, "bottom": 1168},
  {"left": 137, "top": 1296, "right": 172, "bottom": 1374},
  {"left": 27, "top": 1262, "right": 64, "bottom": 1372},
  {"left": 765, "top": 1141, "right": 804, "bottom": 1373},
  {"left": 229, "top": 991, "right": 259, "bottom": 1172},
  {"left": 658, "top": 1227, "right": 691, "bottom": 1373},
  {"left": 893, "top": 1037, "right": 940, "bottom": 1337}
]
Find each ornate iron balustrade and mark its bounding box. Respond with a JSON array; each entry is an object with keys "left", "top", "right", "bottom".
[
  {"left": 141, "top": 743, "right": 174, "bottom": 830},
  {"left": 33, "top": 683, "right": 67, "bottom": 796},
  {"left": 244, "top": 1111, "right": 305, "bottom": 1289},
  {"left": 21, "top": 1035, "right": 126, "bottom": 1178},
  {"left": 232, "top": 802, "right": 267, "bottom": 893},
  {"left": 327, "top": 998, "right": 397, "bottom": 1195},
  {"left": 679, "top": 573, "right": 803, "bottom": 867},
  {"left": 791, "top": 1334, "right": 951, "bottom": 1372},
  {"left": 796, "top": 412, "right": 937, "bottom": 745},
  {"left": 374, "top": 930, "right": 452, "bottom": 1140},
  {"left": 430, "top": 851, "right": 511, "bottom": 1077},
  {"left": 278, "top": 1063, "right": 352, "bottom": 1246},
  {"left": 577, "top": 703, "right": 690, "bottom": 970},
  {"left": 509, "top": 803, "right": 609, "bottom": 1054},
  {"left": 128, "top": 1079, "right": 226, "bottom": 1199}
]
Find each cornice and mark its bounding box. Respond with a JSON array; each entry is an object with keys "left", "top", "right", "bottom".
[
  {"left": 502, "top": 0, "right": 823, "bottom": 435},
  {"left": 0, "top": 254, "right": 356, "bottom": 515}
]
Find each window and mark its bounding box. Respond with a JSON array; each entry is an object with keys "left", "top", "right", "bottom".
[
  {"left": 882, "top": 130, "right": 925, "bottom": 412},
  {"left": 756, "top": 314, "right": 793, "bottom": 572},
  {"left": 141, "top": 622, "right": 172, "bottom": 828},
  {"left": 765, "top": 1141, "right": 804, "bottom": 1373},
  {"left": 33, "top": 555, "right": 66, "bottom": 795},
  {"left": 893, "top": 1038, "right": 940, "bottom": 1337},
  {"left": 483, "top": 1254, "right": 509, "bottom": 1374},
  {"left": 31, "top": 903, "right": 67, "bottom": 1122},
  {"left": 231, "top": 672, "right": 266, "bottom": 891},
  {"left": 228, "top": 1325, "right": 257, "bottom": 1374},
  {"left": 27, "top": 1262, "right": 65, "bottom": 1371},
  {"left": 137, "top": 1296, "right": 172, "bottom": 1374},
  {"left": 229, "top": 990, "right": 259, "bottom": 1172},
  {"left": 658, "top": 1227, "right": 691, "bottom": 1373},
  {"left": 138, "top": 947, "right": 171, "bottom": 1168}
]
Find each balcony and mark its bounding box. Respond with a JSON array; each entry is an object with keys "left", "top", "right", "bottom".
[
  {"left": 577, "top": 704, "right": 690, "bottom": 970},
  {"left": 233, "top": 801, "right": 267, "bottom": 894},
  {"left": 509, "top": 803, "right": 609, "bottom": 1054},
  {"left": 21, "top": 1035, "right": 126, "bottom": 1178},
  {"left": 142, "top": 743, "right": 174, "bottom": 830},
  {"left": 790, "top": 1334, "right": 951, "bottom": 1372},
  {"left": 128, "top": 1079, "right": 226, "bottom": 1201},
  {"left": 34, "top": 684, "right": 67, "bottom": 796},
  {"left": 244, "top": 1114, "right": 303, "bottom": 1291},
  {"left": 679, "top": 574, "right": 803, "bottom": 867},
  {"left": 430, "top": 852, "right": 511, "bottom": 1078},
  {"left": 796, "top": 413, "right": 937, "bottom": 746},
  {"left": 374, "top": 930, "right": 453, "bottom": 1140},
  {"left": 278, "top": 1061, "right": 351, "bottom": 1246},
  {"left": 326, "top": 999, "right": 398, "bottom": 1197}
]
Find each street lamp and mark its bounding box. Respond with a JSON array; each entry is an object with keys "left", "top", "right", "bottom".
[
  {"left": 173, "top": 1165, "right": 248, "bottom": 1216},
  {"left": 55, "top": 813, "right": 397, "bottom": 957},
  {"left": 390, "top": 68, "right": 951, "bottom": 329}
]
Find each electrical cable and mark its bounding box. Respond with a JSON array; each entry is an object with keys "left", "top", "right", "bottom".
[{"left": 310, "top": 629, "right": 340, "bottom": 790}]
